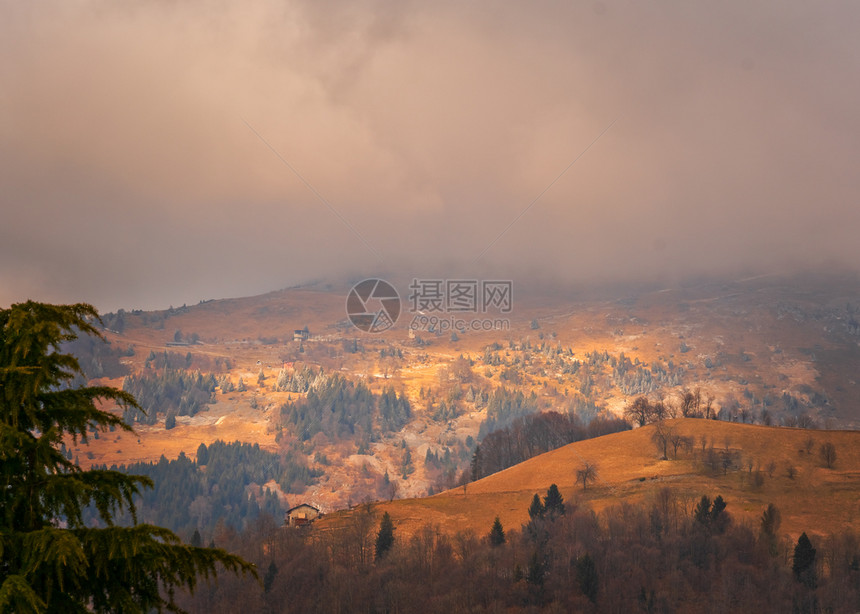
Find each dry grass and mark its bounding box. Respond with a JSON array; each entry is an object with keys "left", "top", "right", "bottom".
[{"left": 325, "top": 419, "right": 860, "bottom": 540}]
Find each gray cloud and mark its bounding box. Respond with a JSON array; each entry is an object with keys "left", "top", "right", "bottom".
[{"left": 2, "top": 0, "right": 859, "bottom": 310}]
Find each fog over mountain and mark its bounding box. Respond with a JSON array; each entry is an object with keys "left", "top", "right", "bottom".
[{"left": 2, "top": 1, "right": 859, "bottom": 310}]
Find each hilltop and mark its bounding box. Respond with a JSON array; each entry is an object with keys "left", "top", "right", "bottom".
[{"left": 337, "top": 419, "right": 860, "bottom": 540}]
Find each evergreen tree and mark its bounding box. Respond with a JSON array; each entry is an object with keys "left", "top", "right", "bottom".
[
  {"left": 793, "top": 532, "right": 817, "bottom": 588},
  {"left": 196, "top": 442, "right": 209, "bottom": 466},
  {"left": 489, "top": 517, "right": 505, "bottom": 546},
  {"left": 191, "top": 529, "right": 202, "bottom": 548},
  {"left": 375, "top": 512, "right": 395, "bottom": 560},
  {"left": 0, "top": 302, "right": 253, "bottom": 613},
  {"left": 543, "top": 484, "right": 565, "bottom": 517},
  {"left": 263, "top": 561, "right": 278, "bottom": 593},
  {"left": 528, "top": 493, "right": 545, "bottom": 520}
]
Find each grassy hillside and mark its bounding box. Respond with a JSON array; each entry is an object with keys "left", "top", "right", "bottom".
[
  {"left": 331, "top": 419, "right": 860, "bottom": 539},
  {"left": 70, "top": 274, "right": 860, "bottom": 517}
]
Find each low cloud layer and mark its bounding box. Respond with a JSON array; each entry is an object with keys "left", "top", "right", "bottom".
[{"left": 2, "top": 1, "right": 859, "bottom": 310}]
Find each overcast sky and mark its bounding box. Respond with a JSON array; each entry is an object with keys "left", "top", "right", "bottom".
[{"left": 2, "top": 1, "right": 859, "bottom": 311}]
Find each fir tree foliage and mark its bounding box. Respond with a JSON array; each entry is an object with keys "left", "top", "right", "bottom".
[
  {"left": 489, "top": 517, "right": 506, "bottom": 546},
  {"left": 0, "top": 302, "right": 254, "bottom": 613},
  {"left": 793, "top": 532, "right": 817, "bottom": 588},
  {"left": 543, "top": 484, "right": 565, "bottom": 517},
  {"left": 528, "top": 494, "right": 545, "bottom": 520},
  {"left": 375, "top": 512, "right": 395, "bottom": 560}
]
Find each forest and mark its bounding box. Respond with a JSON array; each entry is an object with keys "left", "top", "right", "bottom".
[
  {"left": 279, "top": 373, "right": 411, "bottom": 445},
  {"left": 85, "top": 441, "right": 319, "bottom": 537},
  {"left": 171, "top": 486, "right": 859, "bottom": 613},
  {"left": 122, "top": 368, "right": 217, "bottom": 425}
]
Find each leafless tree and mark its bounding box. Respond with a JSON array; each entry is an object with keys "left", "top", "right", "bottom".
[
  {"left": 679, "top": 389, "right": 697, "bottom": 418},
  {"left": 651, "top": 422, "right": 674, "bottom": 460},
  {"left": 624, "top": 396, "right": 654, "bottom": 427},
  {"left": 576, "top": 461, "right": 598, "bottom": 491},
  {"left": 820, "top": 442, "right": 837, "bottom": 468},
  {"left": 669, "top": 433, "right": 688, "bottom": 459},
  {"left": 765, "top": 460, "right": 777, "bottom": 477}
]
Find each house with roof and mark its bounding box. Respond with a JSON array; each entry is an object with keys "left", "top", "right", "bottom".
[{"left": 285, "top": 503, "right": 321, "bottom": 527}]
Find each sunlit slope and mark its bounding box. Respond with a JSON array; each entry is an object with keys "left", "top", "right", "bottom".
[{"left": 345, "top": 419, "right": 860, "bottom": 539}]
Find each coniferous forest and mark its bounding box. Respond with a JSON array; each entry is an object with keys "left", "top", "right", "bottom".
[{"left": 86, "top": 441, "right": 319, "bottom": 537}]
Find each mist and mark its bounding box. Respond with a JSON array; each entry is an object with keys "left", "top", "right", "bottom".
[{"left": 2, "top": 0, "right": 859, "bottom": 311}]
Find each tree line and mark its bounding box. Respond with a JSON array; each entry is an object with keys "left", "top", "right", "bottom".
[
  {"left": 173, "top": 486, "right": 858, "bottom": 613},
  {"left": 470, "top": 411, "right": 630, "bottom": 481}
]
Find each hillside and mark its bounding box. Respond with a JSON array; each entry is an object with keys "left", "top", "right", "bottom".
[
  {"left": 67, "top": 273, "right": 860, "bottom": 519},
  {"left": 334, "top": 419, "right": 860, "bottom": 539}
]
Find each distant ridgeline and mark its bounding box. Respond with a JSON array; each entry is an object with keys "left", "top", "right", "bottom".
[
  {"left": 86, "top": 441, "right": 319, "bottom": 537},
  {"left": 278, "top": 370, "right": 411, "bottom": 447}
]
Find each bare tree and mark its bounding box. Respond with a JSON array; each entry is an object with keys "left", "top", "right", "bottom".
[
  {"left": 679, "top": 389, "right": 697, "bottom": 418},
  {"left": 820, "top": 442, "right": 837, "bottom": 468},
  {"left": 624, "top": 396, "right": 654, "bottom": 427},
  {"left": 669, "top": 433, "right": 688, "bottom": 459},
  {"left": 576, "top": 461, "right": 598, "bottom": 491},
  {"left": 765, "top": 460, "right": 777, "bottom": 477},
  {"left": 705, "top": 396, "right": 715, "bottom": 420},
  {"left": 651, "top": 422, "right": 673, "bottom": 460}
]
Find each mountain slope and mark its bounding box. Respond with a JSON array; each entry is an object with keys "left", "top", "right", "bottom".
[{"left": 337, "top": 419, "right": 860, "bottom": 539}]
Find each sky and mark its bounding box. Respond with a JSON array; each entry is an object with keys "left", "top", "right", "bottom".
[{"left": 2, "top": 0, "right": 859, "bottom": 312}]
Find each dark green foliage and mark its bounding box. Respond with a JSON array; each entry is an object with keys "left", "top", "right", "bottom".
[
  {"left": 576, "top": 553, "right": 598, "bottom": 603},
  {"left": 263, "top": 561, "right": 278, "bottom": 593},
  {"left": 281, "top": 375, "right": 410, "bottom": 442},
  {"left": 375, "top": 512, "right": 395, "bottom": 560},
  {"left": 196, "top": 442, "right": 209, "bottom": 466},
  {"left": 89, "top": 441, "right": 319, "bottom": 535},
  {"left": 528, "top": 494, "right": 545, "bottom": 520},
  {"left": 793, "top": 532, "right": 817, "bottom": 588},
  {"left": 122, "top": 369, "right": 216, "bottom": 425},
  {"left": 694, "top": 494, "right": 729, "bottom": 532},
  {"left": 489, "top": 517, "right": 505, "bottom": 546},
  {"left": 0, "top": 301, "right": 253, "bottom": 613},
  {"left": 543, "top": 484, "right": 565, "bottom": 517}
]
